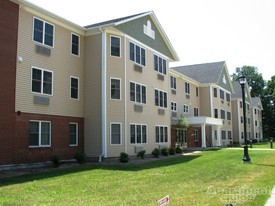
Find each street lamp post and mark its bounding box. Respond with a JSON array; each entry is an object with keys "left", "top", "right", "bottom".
[{"left": 238, "top": 75, "right": 251, "bottom": 163}]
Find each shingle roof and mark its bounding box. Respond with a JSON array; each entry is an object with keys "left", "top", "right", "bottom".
[
  {"left": 84, "top": 12, "right": 149, "bottom": 29},
  {"left": 171, "top": 61, "right": 225, "bottom": 84},
  {"left": 232, "top": 81, "right": 242, "bottom": 98},
  {"left": 251, "top": 97, "right": 262, "bottom": 107}
]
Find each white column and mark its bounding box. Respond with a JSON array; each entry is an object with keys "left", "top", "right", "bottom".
[
  {"left": 217, "top": 126, "right": 221, "bottom": 146},
  {"left": 201, "top": 124, "right": 206, "bottom": 148}
]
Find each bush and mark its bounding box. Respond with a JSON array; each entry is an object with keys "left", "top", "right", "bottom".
[
  {"left": 119, "top": 152, "right": 129, "bottom": 163},
  {"left": 152, "top": 148, "right": 160, "bottom": 158},
  {"left": 161, "top": 147, "right": 169, "bottom": 156},
  {"left": 74, "top": 151, "right": 86, "bottom": 164},
  {"left": 175, "top": 146, "right": 183, "bottom": 153},
  {"left": 50, "top": 155, "right": 60, "bottom": 167},
  {"left": 252, "top": 139, "right": 258, "bottom": 144},
  {"left": 137, "top": 150, "right": 146, "bottom": 159},
  {"left": 169, "top": 147, "right": 175, "bottom": 155}
]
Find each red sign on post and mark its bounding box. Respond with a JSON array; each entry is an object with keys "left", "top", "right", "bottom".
[{"left": 157, "top": 195, "right": 169, "bottom": 206}]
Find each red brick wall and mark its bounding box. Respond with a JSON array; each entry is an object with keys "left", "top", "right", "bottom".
[
  {"left": 187, "top": 127, "right": 202, "bottom": 147},
  {"left": 14, "top": 112, "right": 84, "bottom": 164},
  {"left": 0, "top": 0, "right": 19, "bottom": 164}
]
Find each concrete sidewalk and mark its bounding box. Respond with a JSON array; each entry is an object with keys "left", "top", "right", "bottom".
[{"left": 265, "top": 186, "right": 275, "bottom": 206}]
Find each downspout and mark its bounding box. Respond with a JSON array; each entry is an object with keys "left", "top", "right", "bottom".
[
  {"left": 99, "top": 27, "right": 107, "bottom": 162},
  {"left": 124, "top": 35, "right": 127, "bottom": 153}
]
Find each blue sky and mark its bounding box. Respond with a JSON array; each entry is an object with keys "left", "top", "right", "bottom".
[{"left": 27, "top": 0, "right": 275, "bottom": 81}]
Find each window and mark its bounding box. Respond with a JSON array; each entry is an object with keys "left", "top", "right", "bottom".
[
  {"left": 220, "top": 89, "right": 225, "bottom": 100},
  {"left": 228, "top": 131, "right": 232, "bottom": 140},
  {"left": 183, "top": 105, "right": 189, "bottom": 114},
  {"left": 170, "top": 76, "right": 176, "bottom": 90},
  {"left": 29, "top": 121, "right": 51, "bottom": 147},
  {"left": 196, "top": 87, "right": 199, "bottom": 97},
  {"left": 221, "top": 130, "right": 226, "bottom": 140},
  {"left": 33, "top": 17, "right": 54, "bottom": 47},
  {"left": 240, "top": 101, "right": 243, "bottom": 108},
  {"left": 247, "top": 103, "right": 250, "bottom": 111},
  {"left": 226, "top": 93, "right": 230, "bottom": 102},
  {"left": 227, "top": 111, "right": 231, "bottom": 121},
  {"left": 194, "top": 107, "right": 199, "bottom": 116},
  {"left": 194, "top": 129, "right": 198, "bottom": 141},
  {"left": 111, "top": 123, "right": 121, "bottom": 145},
  {"left": 111, "top": 36, "right": 120, "bottom": 57},
  {"left": 71, "top": 33, "right": 80, "bottom": 56},
  {"left": 70, "top": 77, "right": 79, "bottom": 99},
  {"left": 214, "top": 108, "right": 218, "bottom": 118},
  {"left": 171, "top": 102, "right": 177, "bottom": 112},
  {"left": 155, "top": 89, "right": 167, "bottom": 108},
  {"left": 185, "top": 82, "right": 190, "bottom": 94},
  {"left": 130, "top": 42, "right": 145, "bottom": 66},
  {"left": 154, "top": 55, "right": 167, "bottom": 75},
  {"left": 214, "top": 130, "right": 218, "bottom": 140},
  {"left": 255, "top": 120, "right": 258, "bottom": 126},
  {"left": 130, "top": 124, "right": 147, "bottom": 144},
  {"left": 156, "top": 126, "right": 168, "bottom": 143},
  {"left": 32, "top": 67, "right": 53, "bottom": 95},
  {"left": 111, "top": 78, "right": 121, "bottom": 100},
  {"left": 69, "top": 123, "right": 78, "bottom": 146},
  {"left": 130, "top": 82, "right": 146, "bottom": 104},
  {"left": 241, "top": 116, "right": 243, "bottom": 123},
  {"left": 221, "top": 110, "right": 225, "bottom": 119},
  {"left": 255, "top": 108, "right": 257, "bottom": 114},
  {"left": 213, "top": 88, "right": 217, "bottom": 97}
]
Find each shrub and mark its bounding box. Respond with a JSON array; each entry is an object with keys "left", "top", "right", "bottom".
[
  {"left": 161, "top": 147, "right": 169, "bottom": 156},
  {"left": 152, "top": 148, "right": 160, "bottom": 158},
  {"left": 137, "top": 150, "right": 146, "bottom": 159},
  {"left": 252, "top": 139, "right": 258, "bottom": 144},
  {"left": 169, "top": 147, "right": 175, "bottom": 155},
  {"left": 50, "top": 155, "right": 60, "bottom": 167},
  {"left": 175, "top": 146, "right": 183, "bottom": 154},
  {"left": 119, "top": 152, "right": 129, "bottom": 163},
  {"left": 74, "top": 151, "right": 86, "bottom": 164}
]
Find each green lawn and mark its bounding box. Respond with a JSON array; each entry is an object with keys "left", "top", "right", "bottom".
[
  {"left": 252, "top": 141, "right": 273, "bottom": 149},
  {"left": 0, "top": 149, "right": 275, "bottom": 206}
]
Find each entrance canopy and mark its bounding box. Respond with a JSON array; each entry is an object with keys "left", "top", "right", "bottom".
[{"left": 187, "top": 116, "right": 223, "bottom": 126}]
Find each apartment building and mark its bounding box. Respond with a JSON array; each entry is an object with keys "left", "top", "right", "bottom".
[
  {"left": 232, "top": 82, "right": 263, "bottom": 143},
  {"left": 171, "top": 61, "right": 234, "bottom": 147},
  {"left": 0, "top": 0, "right": 263, "bottom": 165}
]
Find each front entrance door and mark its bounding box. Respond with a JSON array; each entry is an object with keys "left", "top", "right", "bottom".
[{"left": 176, "top": 129, "right": 187, "bottom": 148}]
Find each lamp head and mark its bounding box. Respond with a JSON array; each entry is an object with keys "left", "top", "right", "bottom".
[{"left": 238, "top": 74, "right": 246, "bottom": 85}]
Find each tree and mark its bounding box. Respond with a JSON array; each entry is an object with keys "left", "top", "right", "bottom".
[
  {"left": 232, "top": 66, "right": 265, "bottom": 97},
  {"left": 262, "top": 76, "right": 275, "bottom": 138}
]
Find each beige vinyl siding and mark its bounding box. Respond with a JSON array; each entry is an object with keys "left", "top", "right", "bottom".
[
  {"left": 199, "top": 87, "right": 211, "bottom": 117},
  {"left": 84, "top": 34, "right": 103, "bottom": 157},
  {"left": 16, "top": 9, "right": 84, "bottom": 117},
  {"left": 106, "top": 33, "right": 126, "bottom": 156}
]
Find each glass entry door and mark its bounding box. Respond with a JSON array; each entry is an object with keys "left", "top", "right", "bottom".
[{"left": 176, "top": 129, "right": 187, "bottom": 147}]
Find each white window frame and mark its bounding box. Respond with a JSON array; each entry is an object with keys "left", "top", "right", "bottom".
[
  {"left": 170, "top": 76, "right": 176, "bottom": 90},
  {"left": 110, "top": 78, "right": 121, "bottom": 100},
  {"left": 154, "top": 54, "right": 167, "bottom": 75},
  {"left": 129, "top": 42, "right": 146, "bottom": 66},
  {"left": 71, "top": 33, "right": 80, "bottom": 56},
  {"left": 33, "top": 17, "right": 55, "bottom": 48},
  {"left": 130, "top": 81, "right": 146, "bottom": 104},
  {"left": 110, "top": 122, "right": 122, "bottom": 145},
  {"left": 185, "top": 82, "right": 190, "bottom": 95},
  {"left": 70, "top": 76, "right": 79, "bottom": 100},
  {"left": 69, "top": 122, "right": 78, "bottom": 146},
  {"left": 130, "top": 124, "right": 147, "bottom": 144},
  {"left": 110, "top": 35, "right": 121, "bottom": 58},
  {"left": 171, "top": 101, "right": 177, "bottom": 112},
  {"left": 29, "top": 120, "right": 51, "bottom": 147},
  {"left": 156, "top": 125, "right": 168, "bottom": 143},
  {"left": 194, "top": 107, "right": 199, "bottom": 116},
  {"left": 155, "top": 89, "right": 167, "bottom": 108},
  {"left": 31, "top": 67, "right": 53, "bottom": 96},
  {"left": 194, "top": 129, "right": 199, "bottom": 142},
  {"left": 183, "top": 104, "right": 189, "bottom": 114}
]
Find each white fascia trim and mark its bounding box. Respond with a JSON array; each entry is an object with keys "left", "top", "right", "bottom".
[{"left": 101, "top": 29, "right": 107, "bottom": 158}]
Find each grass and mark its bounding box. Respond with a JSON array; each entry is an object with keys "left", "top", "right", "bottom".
[
  {"left": 0, "top": 149, "right": 275, "bottom": 206},
  {"left": 252, "top": 141, "right": 273, "bottom": 149}
]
